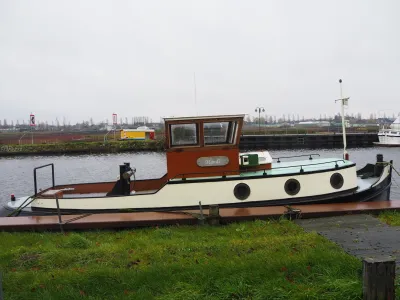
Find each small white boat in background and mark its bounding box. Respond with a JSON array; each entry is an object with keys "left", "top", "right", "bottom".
[{"left": 375, "top": 115, "right": 400, "bottom": 147}]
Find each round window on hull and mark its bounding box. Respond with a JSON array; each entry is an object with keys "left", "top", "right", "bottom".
[
  {"left": 330, "top": 173, "right": 344, "bottom": 189},
  {"left": 284, "top": 178, "right": 301, "bottom": 196},
  {"left": 234, "top": 183, "right": 251, "bottom": 200}
]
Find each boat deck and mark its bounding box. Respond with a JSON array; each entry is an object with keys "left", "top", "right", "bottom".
[
  {"left": 0, "top": 200, "right": 399, "bottom": 232},
  {"left": 356, "top": 176, "right": 380, "bottom": 192}
]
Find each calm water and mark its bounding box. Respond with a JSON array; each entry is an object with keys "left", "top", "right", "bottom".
[{"left": 0, "top": 148, "right": 399, "bottom": 206}]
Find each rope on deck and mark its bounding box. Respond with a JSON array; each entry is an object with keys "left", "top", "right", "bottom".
[{"left": 377, "top": 162, "right": 400, "bottom": 176}]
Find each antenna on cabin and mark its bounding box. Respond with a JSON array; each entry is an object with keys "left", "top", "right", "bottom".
[
  {"left": 335, "top": 79, "right": 350, "bottom": 160},
  {"left": 193, "top": 72, "right": 198, "bottom": 116}
]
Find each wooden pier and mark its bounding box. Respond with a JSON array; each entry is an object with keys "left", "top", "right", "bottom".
[
  {"left": 0, "top": 200, "right": 399, "bottom": 232},
  {"left": 239, "top": 133, "right": 378, "bottom": 150}
]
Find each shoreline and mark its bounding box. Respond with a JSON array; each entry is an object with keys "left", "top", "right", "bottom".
[
  {"left": 0, "top": 140, "right": 165, "bottom": 157},
  {"left": 0, "top": 133, "right": 381, "bottom": 157}
]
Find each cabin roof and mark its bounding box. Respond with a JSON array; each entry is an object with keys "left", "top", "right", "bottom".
[
  {"left": 163, "top": 114, "right": 245, "bottom": 122},
  {"left": 120, "top": 128, "right": 154, "bottom": 132}
]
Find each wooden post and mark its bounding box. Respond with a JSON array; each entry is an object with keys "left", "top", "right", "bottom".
[
  {"left": 208, "top": 205, "right": 220, "bottom": 226},
  {"left": 198, "top": 201, "right": 205, "bottom": 225},
  {"left": 362, "top": 256, "right": 395, "bottom": 300}
]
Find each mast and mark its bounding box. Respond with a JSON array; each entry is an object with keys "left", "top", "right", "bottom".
[
  {"left": 335, "top": 79, "right": 350, "bottom": 160},
  {"left": 193, "top": 72, "right": 198, "bottom": 116}
]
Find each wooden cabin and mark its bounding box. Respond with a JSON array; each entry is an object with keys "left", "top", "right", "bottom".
[{"left": 164, "top": 114, "right": 272, "bottom": 180}]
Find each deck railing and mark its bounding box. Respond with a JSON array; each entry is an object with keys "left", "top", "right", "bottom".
[
  {"left": 34, "top": 163, "right": 55, "bottom": 196},
  {"left": 272, "top": 153, "right": 320, "bottom": 163}
]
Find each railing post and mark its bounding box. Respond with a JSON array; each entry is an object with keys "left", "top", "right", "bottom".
[
  {"left": 51, "top": 163, "right": 55, "bottom": 188},
  {"left": 34, "top": 169, "right": 37, "bottom": 196},
  {"left": 55, "top": 196, "right": 64, "bottom": 234},
  {"left": 362, "top": 256, "right": 395, "bottom": 300},
  {"left": 208, "top": 205, "right": 220, "bottom": 226},
  {"left": 33, "top": 163, "right": 56, "bottom": 196}
]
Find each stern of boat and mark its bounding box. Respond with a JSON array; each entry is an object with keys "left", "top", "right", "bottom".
[{"left": 355, "top": 154, "right": 393, "bottom": 201}]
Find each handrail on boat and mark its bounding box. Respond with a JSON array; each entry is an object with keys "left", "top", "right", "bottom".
[
  {"left": 170, "top": 159, "right": 346, "bottom": 181},
  {"left": 272, "top": 153, "right": 320, "bottom": 163},
  {"left": 268, "top": 159, "right": 346, "bottom": 173},
  {"left": 34, "top": 163, "right": 55, "bottom": 196}
]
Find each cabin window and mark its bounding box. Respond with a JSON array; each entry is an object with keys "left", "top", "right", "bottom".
[
  {"left": 204, "top": 121, "right": 238, "bottom": 145},
  {"left": 170, "top": 123, "right": 198, "bottom": 146}
]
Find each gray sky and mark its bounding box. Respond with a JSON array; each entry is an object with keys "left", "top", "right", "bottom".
[{"left": 0, "top": 0, "right": 399, "bottom": 124}]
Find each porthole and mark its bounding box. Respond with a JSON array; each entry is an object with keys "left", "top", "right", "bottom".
[
  {"left": 284, "top": 178, "right": 301, "bottom": 196},
  {"left": 234, "top": 183, "right": 251, "bottom": 200},
  {"left": 330, "top": 173, "right": 344, "bottom": 189}
]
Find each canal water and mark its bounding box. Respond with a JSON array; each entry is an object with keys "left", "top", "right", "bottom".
[{"left": 0, "top": 148, "right": 399, "bottom": 207}]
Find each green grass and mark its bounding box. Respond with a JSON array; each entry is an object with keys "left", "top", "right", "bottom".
[
  {"left": 378, "top": 211, "right": 400, "bottom": 226},
  {"left": 0, "top": 219, "right": 366, "bottom": 300}
]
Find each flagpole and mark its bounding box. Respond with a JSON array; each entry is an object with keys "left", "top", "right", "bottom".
[
  {"left": 340, "top": 79, "right": 347, "bottom": 159},
  {"left": 193, "top": 72, "right": 198, "bottom": 116}
]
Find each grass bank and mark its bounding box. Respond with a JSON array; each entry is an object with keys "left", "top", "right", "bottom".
[
  {"left": 0, "top": 219, "right": 366, "bottom": 300},
  {"left": 0, "top": 140, "right": 165, "bottom": 156},
  {"left": 378, "top": 211, "right": 400, "bottom": 226}
]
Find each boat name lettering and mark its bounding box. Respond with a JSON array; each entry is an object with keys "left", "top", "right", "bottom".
[{"left": 197, "top": 156, "right": 229, "bottom": 167}]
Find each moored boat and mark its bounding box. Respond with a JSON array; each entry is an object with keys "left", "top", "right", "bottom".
[
  {"left": 375, "top": 115, "right": 400, "bottom": 147},
  {"left": 2, "top": 114, "right": 394, "bottom": 217}
]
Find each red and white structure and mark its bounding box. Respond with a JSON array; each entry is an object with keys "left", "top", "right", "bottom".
[{"left": 29, "top": 114, "right": 36, "bottom": 127}]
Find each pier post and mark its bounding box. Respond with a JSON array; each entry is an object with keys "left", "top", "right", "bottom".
[
  {"left": 208, "top": 205, "right": 220, "bottom": 226},
  {"left": 198, "top": 201, "right": 205, "bottom": 225},
  {"left": 362, "top": 256, "right": 395, "bottom": 300},
  {"left": 55, "top": 196, "right": 64, "bottom": 234}
]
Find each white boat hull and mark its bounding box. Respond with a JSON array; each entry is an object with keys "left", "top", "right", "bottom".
[
  {"left": 29, "top": 166, "right": 357, "bottom": 211},
  {"left": 3, "top": 164, "right": 391, "bottom": 215}
]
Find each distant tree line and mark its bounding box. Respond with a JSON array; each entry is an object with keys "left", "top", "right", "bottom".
[{"left": 0, "top": 112, "right": 397, "bottom": 131}]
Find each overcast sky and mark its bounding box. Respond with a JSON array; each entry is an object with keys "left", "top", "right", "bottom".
[{"left": 0, "top": 0, "right": 399, "bottom": 124}]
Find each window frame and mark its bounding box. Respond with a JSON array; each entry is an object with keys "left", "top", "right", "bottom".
[
  {"left": 203, "top": 121, "right": 238, "bottom": 146},
  {"left": 169, "top": 122, "right": 200, "bottom": 147}
]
